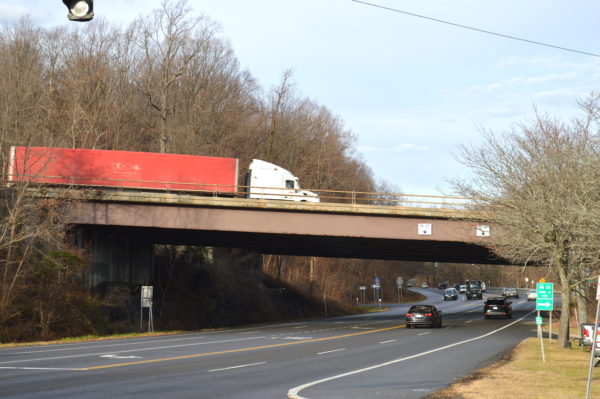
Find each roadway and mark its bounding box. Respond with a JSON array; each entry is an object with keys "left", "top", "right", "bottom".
[{"left": 0, "top": 289, "right": 537, "bottom": 399}]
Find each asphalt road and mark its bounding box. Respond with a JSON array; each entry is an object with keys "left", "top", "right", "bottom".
[{"left": 0, "top": 288, "right": 538, "bottom": 399}]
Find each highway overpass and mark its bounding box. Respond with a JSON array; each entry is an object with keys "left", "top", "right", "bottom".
[{"left": 46, "top": 189, "right": 502, "bottom": 265}]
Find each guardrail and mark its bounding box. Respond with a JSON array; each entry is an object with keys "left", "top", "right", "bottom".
[{"left": 6, "top": 173, "right": 477, "bottom": 210}]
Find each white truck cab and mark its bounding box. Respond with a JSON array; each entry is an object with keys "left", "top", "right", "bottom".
[{"left": 246, "top": 159, "right": 319, "bottom": 202}]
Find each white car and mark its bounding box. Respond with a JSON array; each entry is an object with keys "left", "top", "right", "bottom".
[
  {"left": 481, "top": 282, "right": 487, "bottom": 292},
  {"left": 459, "top": 284, "right": 467, "bottom": 294},
  {"left": 527, "top": 290, "right": 537, "bottom": 301},
  {"left": 421, "top": 283, "right": 429, "bottom": 288}
]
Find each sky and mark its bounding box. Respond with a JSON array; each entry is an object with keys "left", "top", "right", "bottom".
[{"left": 1, "top": 0, "right": 600, "bottom": 195}]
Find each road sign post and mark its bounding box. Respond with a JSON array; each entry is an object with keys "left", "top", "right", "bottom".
[
  {"left": 536, "top": 282, "right": 554, "bottom": 311},
  {"left": 536, "top": 282, "right": 553, "bottom": 364},
  {"left": 396, "top": 277, "right": 403, "bottom": 303},
  {"left": 140, "top": 285, "right": 154, "bottom": 332},
  {"left": 359, "top": 286, "right": 366, "bottom": 305}
]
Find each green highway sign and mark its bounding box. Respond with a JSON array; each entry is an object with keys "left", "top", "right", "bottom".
[{"left": 536, "top": 282, "right": 554, "bottom": 311}]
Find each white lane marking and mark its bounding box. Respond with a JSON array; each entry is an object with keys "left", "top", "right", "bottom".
[
  {"left": 208, "top": 362, "right": 266, "bottom": 372},
  {"left": 287, "top": 311, "right": 534, "bottom": 399},
  {"left": 0, "top": 366, "right": 82, "bottom": 371},
  {"left": 9, "top": 335, "right": 208, "bottom": 355},
  {"left": 417, "top": 332, "right": 431, "bottom": 336},
  {"left": 465, "top": 320, "right": 472, "bottom": 324},
  {"left": 240, "top": 331, "right": 261, "bottom": 335},
  {"left": 350, "top": 327, "right": 372, "bottom": 330},
  {"left": 7, "top": 321, "right": 313, "bottom": 355},
  {"left": 0, "top": 336, "right": 265, "bottom": 365},
  {"left": 99, "top": 354, "right": 142, "bottom": 359},
  {"left": 317, "top": 349, "right": 346, "bottom": 355},
  {"left": 293, "top": 325, "right": 308, "bottom": 329},
  {"left": 379, "top": 340, "right": 396, "bottom": 344},
  {"left": 334, "top": 321, "right": 344, "bottom": 324}
]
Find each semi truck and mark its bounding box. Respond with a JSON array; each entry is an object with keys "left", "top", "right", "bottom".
[{"left": 7, "top": 146, "right": 319, "bottom": 202}]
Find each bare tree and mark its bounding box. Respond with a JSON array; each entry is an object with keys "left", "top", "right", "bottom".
[
  {"left": 135, "top": 0, "right": 213, "bottom": 153},
  {"left": 452, "top": 104, "right": 600, "bottom": 348}
]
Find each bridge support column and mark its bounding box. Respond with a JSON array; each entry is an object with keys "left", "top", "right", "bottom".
[{"left": 75, "top": 228, "right": 153, "bottom": 289}]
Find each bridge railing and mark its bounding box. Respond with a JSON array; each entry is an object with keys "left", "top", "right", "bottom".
[{"left": 7, "top": 173, "right": 476, "bottom": 210}]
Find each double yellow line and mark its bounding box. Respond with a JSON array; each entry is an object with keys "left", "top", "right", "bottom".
[{"left": 83, "top": 324, "right": 404, "bottom": 370}]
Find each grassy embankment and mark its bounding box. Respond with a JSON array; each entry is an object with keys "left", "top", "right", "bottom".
[{"left": 430, "top": 332, "right": 600, "bottom": 399}]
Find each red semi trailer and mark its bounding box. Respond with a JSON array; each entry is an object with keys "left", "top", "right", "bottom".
[
  {"left": 7, "top": 146, "right": 239, "bottom": 193},
  {"left": 6, "top": 146, "right": 319, "bottom": 201}
]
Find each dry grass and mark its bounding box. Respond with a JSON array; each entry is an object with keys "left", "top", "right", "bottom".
[
  {"left": 0, "top": 331, "right": 186, "bottom": 348},
  {"left": 429, "top": 338, "right": 600, "bottom": 399}
]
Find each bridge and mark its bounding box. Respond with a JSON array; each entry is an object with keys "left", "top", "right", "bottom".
[{"left": 39, "top": 188, "right": 500, "bottom": 265}]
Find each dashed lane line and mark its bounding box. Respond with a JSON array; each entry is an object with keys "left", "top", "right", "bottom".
[
  {"left": 287, "top": 311, "right": 535, "bottom": 399},
  {"left": 0, "top": 337, "right": 266, "bottom": 366},
  {"left": 317, "top": 349, "right": 346, "bottom": 355},
  {"left": 80, "top": 324, "right": 404, "bottom": 370},
  {"left": 0, "top": 366, "right": 82, "bottom": 371},
  {"left": 208, "top": 362, "right": 266, "bottom": 373}
]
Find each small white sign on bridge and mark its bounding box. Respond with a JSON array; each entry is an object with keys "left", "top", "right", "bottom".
[
  {"left": 476, "top": 225, "right": 490, "bottom": 237},
  {"left": 418, "top": 223, "right": 432, "bottom": 236}
]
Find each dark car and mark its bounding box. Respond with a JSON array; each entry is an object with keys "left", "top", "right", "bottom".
[
  {"left": 443, "top": 288, "right": 458, "bottom": 301},
  {"left": 503, "top": 287, "right": 519, "bottom": 298},
  {"left": 465, "top": 281, "right": 483, "bottom": 300},
  {"left": 438, "top": 282, "right": 448, "bottom": 289},
  {"left": 484, "top": 297, "right": 512, "bottom": 319},
  {"left": 405, "top": 305, "right": 442, "bottom": 328}
]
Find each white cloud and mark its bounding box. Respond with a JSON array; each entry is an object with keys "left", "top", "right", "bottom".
[
  {"left": 391, "top": 144, "right": 429, "bottom": 152},
  {"left": 495, "top": 56, "right": 562, "bottom": 69},
  {"left": 508, "top": 72, "right": 579, "bottom": 85},
  {"left": 532, "top": 89, "right": 578, "bottom": 100},
  {"left": 462, "top": 83, "right": 502, "bottom": 95}
]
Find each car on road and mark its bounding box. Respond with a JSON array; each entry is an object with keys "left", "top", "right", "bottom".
[
  {"left": 438, "top": 282, "right": 448, "bottom": 289},
  {"left": 484, "top": 297, "right": 512, "bottom": 319},
  {"left": 481, "top": 281, "right": 487, "bottom": 292},
  {"left": 465, "top": 281, "right": 483, "bottom": 300},
  {"left": 443, "top": 287, "right": 458, "bottom": 301},
  {"left": 421, "top": 283, "right": 429, "bottom": 288},
  {"left": 459, "top": 284, "right": 467, "bottom": 294},
  {"left": 527, "top": 289, "right": 537, "bottom": 301},
  {"left": 405, "top": 305, "right": 442, "bottom": 328},
  {"left": 503, "top": 287, "right": 519, "bottom": 298}
]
